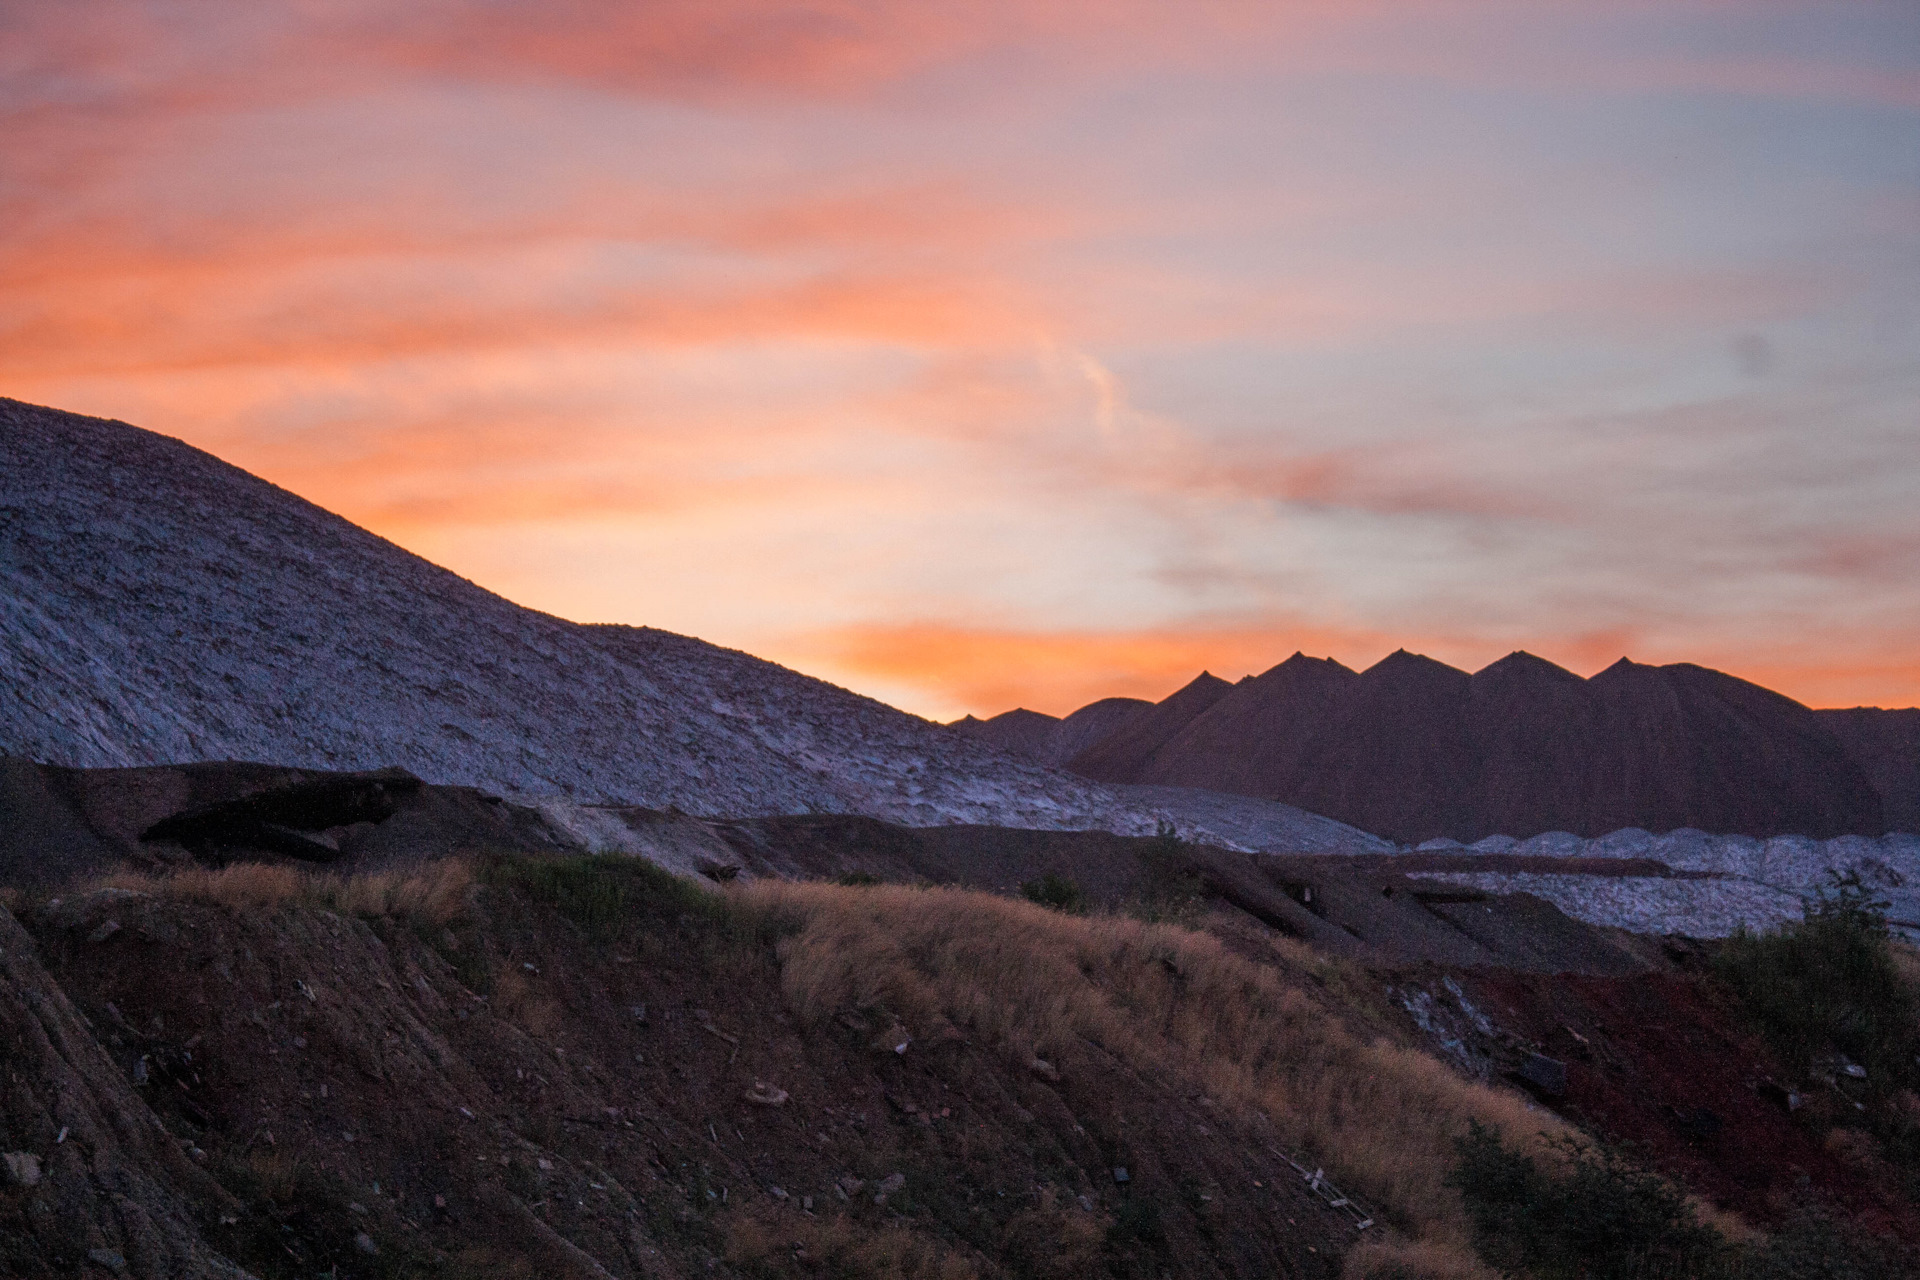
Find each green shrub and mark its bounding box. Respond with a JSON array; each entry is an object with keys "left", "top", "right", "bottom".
[
  {"left": 1715, "top": 872, "right": 1920, "bottom": 1086},
  {"left": 1019, "top": 873, "right": 1085, "bottom": 914},
  {"left": 835, "top": 870, "right": 882, "bottom": 886},
  {"left": 1448, "top": 1123, "right": 1912, "bottom": 1279},
  {"left": 1448, "top": 1122, "right": 1732, "bottom": 1280},
  {"left": 482, "top": 854, "right": 722, "bottom": 940}
]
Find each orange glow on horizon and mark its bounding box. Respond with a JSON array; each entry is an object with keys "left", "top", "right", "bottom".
[{"left": 787, "top": 623, "right": 1920, "bottom": 721}]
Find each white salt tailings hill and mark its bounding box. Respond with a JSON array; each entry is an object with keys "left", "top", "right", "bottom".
[
  {"left": 1405, "top": 827, "right": 1920, "bottom": 939},
  {"left": 0, "top": 398, "right": 1388, "bottom": 855}
]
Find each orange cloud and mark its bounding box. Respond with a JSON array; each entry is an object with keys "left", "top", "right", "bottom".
[
  {"left": 788, "top": 620, "right": 1400, "bottom": 718},
  {"left": 792, "top": 621, "right": 1920, "bottom": 721}
]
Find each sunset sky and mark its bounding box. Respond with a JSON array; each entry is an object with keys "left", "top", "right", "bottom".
[{"left": 4, "top": 1, "right": 1917, "bottom": 719}]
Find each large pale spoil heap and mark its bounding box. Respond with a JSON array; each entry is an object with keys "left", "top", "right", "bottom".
[
  {"left": 0, "top": 398, "right": 1107, "bottom": 826},
  {"left": 0, "top": 398, "right": 1387, "bottom": 856}
]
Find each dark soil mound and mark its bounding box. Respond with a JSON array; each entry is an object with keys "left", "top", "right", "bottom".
[
  {"left": 1818, "top": 707, "right": 1920, "bottom": 832},
  {"left": 1140, "top": 654, "right": 1358, "bottom": 797},
  {"left": 1575, "top": 659, "right": 1882, "bottom": 839},
  {"left": 0, "top": 756, "right": 575, "bottom": 888},
  {"left": 9, "top": 862, "right": 1362, "bottom": 1279},
  {"left": 1065, "top": 652, "right": 1885, "bottom": 842},
  {"left": 949, "top": 699, "right": 1154, "bottom": 768},
  {"left": 1065, "top": 673, "right": 1235, "bottom": 783},
  {"left": 946, "top": 708, "right": 1061, "bottom": 762},
  {"left": 1052, "top": 696, "right": 1153, "bottom": 763}
]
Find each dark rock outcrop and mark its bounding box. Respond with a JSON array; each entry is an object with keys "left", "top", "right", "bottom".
[
  {"left": 0, "top": 759, "right": 576, "bottom": 889},
  {"left": 141, "top": 768, "right": 424, "bottom": 862}
]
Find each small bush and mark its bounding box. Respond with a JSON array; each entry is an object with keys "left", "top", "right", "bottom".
[
  {"left": 1448, "top": 1121, "right": 1734, "bottom": 1280},
  {"left": 1446, "top": 1123, "right": 1912, "bottom": 1279},
  {"left": 836, "top": 870, "right": 882, "bottom": 886},
  {"left": 481, "top": 853, "right": 721, "bottom": 940},
  {"left": 1716, "top": 872, "right": 1920, "bottom": 1086},
  {"left": 1020, "top": 873, "right": 1085, "bottom": 914}
]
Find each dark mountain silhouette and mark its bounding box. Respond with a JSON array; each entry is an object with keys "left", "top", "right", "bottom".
[
  {"left": 948, "top": 696, "right": 1153, "bottom": 766},
  {"left": 1054, "top": 696, "right": 1154, "bottom": 761},
  {"left": 1142, "top": 653, "right": 1358, "bottom": 796},
  {"left": 1815, "top": 708, "right": 1920, "bottom": 833},
  {"left": 1068, "top": 650, "right": 1887, "bottom": 841},
  {"left": 1281, "top": 650, "right": 1481, "bottom": 841},
  {"left": 1065, "top": 672, "right": 1235, "bottom": 782},
  {"left": 948, "top": 707, "right": 1062, "bottom": 761}
]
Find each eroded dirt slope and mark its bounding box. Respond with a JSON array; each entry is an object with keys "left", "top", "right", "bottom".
[{"left": 8, "top": 866, "right": 1365, "bottom": 1279}]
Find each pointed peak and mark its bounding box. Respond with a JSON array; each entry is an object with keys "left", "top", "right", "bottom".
[
  {"left": 1363, "top": 649, "right": 1466, "bottom": 678},
  {"left": 1590, "top": 656, "right": 1647, "bottom": 680},
  {"left": 1253, "top": 652, "right": 1360, "bottom": 682},
  {"left": 1473, "top": 650, "right": 1581, "bottom": 682}
]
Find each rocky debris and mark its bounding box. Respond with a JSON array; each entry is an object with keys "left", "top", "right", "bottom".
[
  {"left": 2, "top": 1150, "right": 41, "bottom": 1187},
  {"left": 744, "top": 1082, "right": 789, "bottom": 1106},
  {"left": 1404, "top": 827, "right": 1920, "bottom": 937},
  {"left": 1516, "top": 1053, "right": 1568, "bottom": 1098},
  {"left": 0, "top": 903, "right": 250, "bottom": 1277}
]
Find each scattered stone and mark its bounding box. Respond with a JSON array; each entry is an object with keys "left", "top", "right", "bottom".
[
  {"left": 769, "top": 1186, "right": 787, "bottom": 1200},
  {"left": 1028, "top": 1057, "right": 1060, "bottom": 1082},
  {"left": 86, "top": 1248, "right": 128, "bottom": 1272},
  {"left": 87, "top": 919, "right": 121, "bottom": 943},
  {"left": 801, "top": 1195, "right": 813, "bottom": 1211},
  {"left": 1516, "top": 1053, "right": 1567, "bottom": 1098},
  {"left": 3, "top": 1151, "right": 41, "bottom": 1187},
  {"left": 354, "top": 1231, "right": 380, "bottom": 1255},
  {"left": 1843, "top": 1063, "right": 1867, "bottom": 1079},
  {"left": 745, "top": 1081, "right": 790, "bottom": 1106},
  {"left": 1112, "top": 1167, "right": 1130, "bottom": 1184}
]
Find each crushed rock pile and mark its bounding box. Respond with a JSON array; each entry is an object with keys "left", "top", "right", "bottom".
[{"left": 1403, "top": 828, "right": 1920, "bottom": 938}]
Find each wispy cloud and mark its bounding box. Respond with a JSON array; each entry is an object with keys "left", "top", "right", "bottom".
[{"left": 4, "top": 0, "right": 1915, "bottom": 716}]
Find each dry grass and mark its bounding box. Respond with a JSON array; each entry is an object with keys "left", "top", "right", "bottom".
[
  {"left": 95, "top": 859, "right": 473, "bottom": 927},
  {"left": 738, "top": 880, "right": 1568, "bottom": 1250}
]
